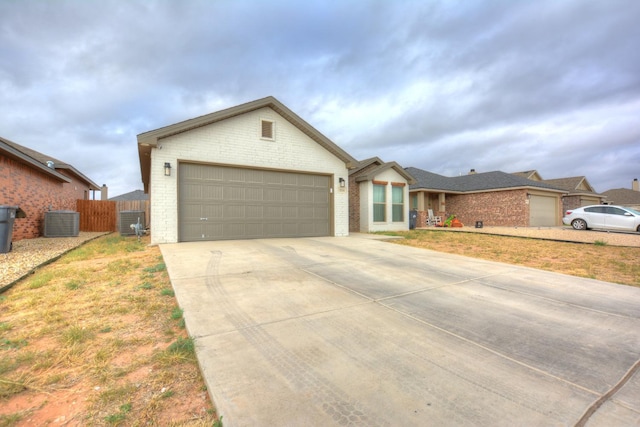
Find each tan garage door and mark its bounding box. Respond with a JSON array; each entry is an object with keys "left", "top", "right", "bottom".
[
  {"left": 529, "top": 195, "right": 557, "bottom": 226},
  {"left": 179, "top": 163, "right": 330, "bottom": 241}
]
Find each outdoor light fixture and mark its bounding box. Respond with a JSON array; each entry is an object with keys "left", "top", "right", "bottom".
[
  {"left": 164, "top": 162, "right": 172, "bottom": 176},
  {"left": 339, "top": 178, "right": 345, "bottom": 188}
]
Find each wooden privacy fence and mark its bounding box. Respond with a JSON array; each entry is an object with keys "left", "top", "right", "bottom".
[{"left": 76, "top": 200, "right": 117, "bottom": 232}]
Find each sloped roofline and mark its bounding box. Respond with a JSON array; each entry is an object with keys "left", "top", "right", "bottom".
[
  {"left": 137, "top": 96, "right": 357, "bottom": 192},
  {"left": 0, "top": 136, "right": 71, "bottom": 184},
  {"left": 408, "top": 167, "right": 566, "bottom": 194},
  {"left": 354, "top": 161, "right": 416, "bottom": 185},
  {"left": 1, "top": 136, "right": 100, "bottom": 189}
]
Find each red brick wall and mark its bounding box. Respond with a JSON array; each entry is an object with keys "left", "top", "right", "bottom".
[
  {"left": 444, "top": 189, "right": 529, "bottom": 227},
  {"left": 0, "top": 156, "right": 91, "bottom": 240},
  {"left": 348, "top": 175, "right": 360, "bottom": 232},
  {"left": 348, "top": 163, "right": 380, "bottom": 232},
  {"left": 562, "top": 195, "right": 581, "bottom": 214}
]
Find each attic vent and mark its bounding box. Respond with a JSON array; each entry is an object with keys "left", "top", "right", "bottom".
[
  {"left": 44, "top": 211, "right": 79, "bottom": 237},
  {"left": 46, "top": 160, "right": 55, "bottom": 168},
  {"left": 261, "top": 119, "right": 274, "bottom": 140}
]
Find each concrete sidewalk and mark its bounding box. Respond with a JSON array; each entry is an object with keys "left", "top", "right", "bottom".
[{"left": 160, "top": 236, "right": 640, "bottom": 426}]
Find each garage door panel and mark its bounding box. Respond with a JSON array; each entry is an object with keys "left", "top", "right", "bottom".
[
  {"left": 179, "top": 163, "right": 331, "bottom": 241},
  {"left": 530, "top": 195, "right": 557, "bottom": 227}
]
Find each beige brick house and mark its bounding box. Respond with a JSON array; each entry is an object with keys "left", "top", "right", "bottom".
[
  {"left": 138, "top": 96, "right": 356, "bottom": 244},
  {"left": 0, "top": 136, "right": 100, "bottom": 240},
  {"left": 514, "top": 170, "right": 605, "bottom": 213}
]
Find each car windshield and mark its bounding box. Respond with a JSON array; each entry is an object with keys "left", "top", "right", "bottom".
[{"left": 625, "top": 207, "right": 640, "bottom": 215}]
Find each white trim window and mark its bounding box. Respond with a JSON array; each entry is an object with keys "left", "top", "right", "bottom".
[
  {"left": 373, "top": 184, "right": 386, "bottom": 222},
  {"left": 392, "top": 185, "right": 404, "bottom": 222}
]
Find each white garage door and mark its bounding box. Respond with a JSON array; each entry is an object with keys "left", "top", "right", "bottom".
[
  {"left": 179, "top": 163, "right": 331, "bottom": 241},
  {"left": 529, "top": 195, "right": 557, "bottom": 226}
]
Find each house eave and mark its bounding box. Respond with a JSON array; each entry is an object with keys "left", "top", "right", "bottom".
[
  {"left": 137, "top": 96, "right": 357, "bottom": 192},
  {"left": 0, "top": 139, "right": 72, "bottom": 183}
]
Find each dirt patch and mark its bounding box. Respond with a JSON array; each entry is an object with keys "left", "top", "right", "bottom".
[{"left": 0, "top": 234, "right": 218, "bottom": 426}]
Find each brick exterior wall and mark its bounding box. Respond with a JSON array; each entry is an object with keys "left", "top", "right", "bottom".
[
  {"left": 444, "top": 189, "right": 529, "bottom": 227},
  {"left": 0, "top": 156, "right": 91, "bottom": 240},
  {"left": 562, "top": 195, "right": 581, "bottom": 214},
  {"left": 148, "top": 107, "right": 350, "bottom": 244},
  {"left": 348, "top": 163, "right": 379, "bottom": 232}
]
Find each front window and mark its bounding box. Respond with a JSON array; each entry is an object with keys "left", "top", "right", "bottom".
[
  {"left": 373, "top": 184, "right": 386, "bottom": 222},
  {"left": 392, "top": 186, "right": 404, "bottom": 222}
]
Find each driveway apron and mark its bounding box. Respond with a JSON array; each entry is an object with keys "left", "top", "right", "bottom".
[{"left": 160, "top": 236, "right": 640, "bottom": 426}]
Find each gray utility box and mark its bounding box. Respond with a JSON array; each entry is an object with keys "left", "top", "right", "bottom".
[
  {"left": 44, "top": 211, "right": 80, "bottom": 237},
  {"left": 0, "top": 205, "right": 18, "bottom": 253},
  {"left": 119, "top": 210, "right": 146, "bottom": 236}
]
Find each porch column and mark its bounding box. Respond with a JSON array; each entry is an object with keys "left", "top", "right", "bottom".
[
  {"left": 417, "top": 191, "right": 426, "bottom": 211},
  {"left": 438, "top": 193, "right": 446, "bottom": 214}
]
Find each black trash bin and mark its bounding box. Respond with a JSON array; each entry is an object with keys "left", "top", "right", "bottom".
[
  {"left": 409, "top": 209, "right": 418, "bottom": 230},
  {"left": 0, "top": 205, "right": 19, "bottom": 253}
]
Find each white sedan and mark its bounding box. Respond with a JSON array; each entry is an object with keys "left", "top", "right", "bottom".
[{"left": 563, "top": 205, "right": 640, "bottom": 232}]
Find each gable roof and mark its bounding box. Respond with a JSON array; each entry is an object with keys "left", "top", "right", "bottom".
[
  {"left": 138, "top": 96, "right": 357, "bottom": 192},
  {"left": 601, "top": 188, "right": 640, "bottom": 205},
  {"left": 109, "top": 189, "right": 149, "bottom": 201},
  {"left": 407, "top": 167, "right": 565, "bottom": 194},
  {"left": 349, "top": 157, "right": 416, "bottom": 184},
  {"left": 542, "top": 176, "right": 599, "bottom": 194},
  {"left": 512, "top": 170, "right": 543, "bottom": 181},
  {"left": 0, "top": 136, "right": 72, "bottom": 184}
]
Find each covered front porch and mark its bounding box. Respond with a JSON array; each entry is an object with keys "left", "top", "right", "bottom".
[{"left": 411, "top": 190, "right": 447, "bottom": 227}]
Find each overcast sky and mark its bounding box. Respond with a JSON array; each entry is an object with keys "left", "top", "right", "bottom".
[{"left": 2, "top": 0, "right": 639, "bottom": 198}]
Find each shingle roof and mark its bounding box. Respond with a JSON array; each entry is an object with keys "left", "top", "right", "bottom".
[
  {"left": 543, "top": 176, "right": 598, "bottom": 192},
  {"left": 601, "top": 188, "right": 640, "bottom": 205},
  {"left": 109, "top": 190, "right": 149, "bottom": 201},
  {"left": 1, "top": 136, "right": 100, "bottom": 189},
  {"left": 351, "top": 158, "right": 416, "bottom": 184},
  {"left": 0, "top": 136, "right": 71, "bottom": 183},
  {"left": 407, "top": 167, "right": 565, "bottom": 193}
]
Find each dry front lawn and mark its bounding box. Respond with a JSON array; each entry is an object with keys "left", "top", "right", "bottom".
[
  {"left": 385, "top": 230, "right": 640, "bottom": 287},
  {"left": 0, "top": 235, "right": 218, "bottom": 426}
]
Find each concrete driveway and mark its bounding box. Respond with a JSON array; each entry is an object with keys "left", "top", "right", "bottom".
[{"left": 160, "top": 235, "right": 640, "bottom": 426}]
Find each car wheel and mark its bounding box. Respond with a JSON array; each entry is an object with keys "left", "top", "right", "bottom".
[{"left": 572, "top": 219, "right": 587, "bottom": 230}]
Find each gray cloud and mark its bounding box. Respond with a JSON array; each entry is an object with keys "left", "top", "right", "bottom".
[{"left": 1, "top": 0, "right": 638, "bottom": 197}]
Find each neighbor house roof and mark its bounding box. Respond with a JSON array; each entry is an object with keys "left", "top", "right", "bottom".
[
  {"left": 109, "top": 190, "right": 149, "bottom": 201},
  {"left": 138, "top": 96, "right": 357, "bottom": 192},
  {"left": 543, "top": 176, "right": 600, "bottom": 194},
  {"left": 407, "top": 167, "right": 566, "bottom": 194},
  {"left": 601, "top": 188, "right": 640, "bottom": 206},
  {"left": 1, "top": 136, "right": 100, "bottom": 190},
  {"left": 1, "top": 136, "right": 72, "bottom": 184},
  {"left": 350, "top": 157, "right": 416, "bottom": 184},
  {"left": 512, "top": 170, "right": 544, "bottom": 181}
]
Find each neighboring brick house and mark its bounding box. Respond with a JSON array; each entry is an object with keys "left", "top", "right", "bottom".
[
  {"left": 407, "top": 167, "right": 566, "bottom": 227},
  {"left": 602, "top": 179, "right": 640, "bottom": 210},
  {"left": 0, "top": 136, "right": 100, "bottom": 240},
  {"left": 348, "top": 157, "right": 415, "bottom": 232},
  {"left": 137, "top": 96, "right": 357, "bottom": 244},
  {"left": 513, "top": 170, "right": 605, "bottom": 212}
]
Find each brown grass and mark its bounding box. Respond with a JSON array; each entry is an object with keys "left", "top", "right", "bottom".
[
  {"left": 0, "top": 234, "right": 218, "bottom": 426},
  {"left": 385, "top": 230, "right": 640, "bottom": 287}
]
